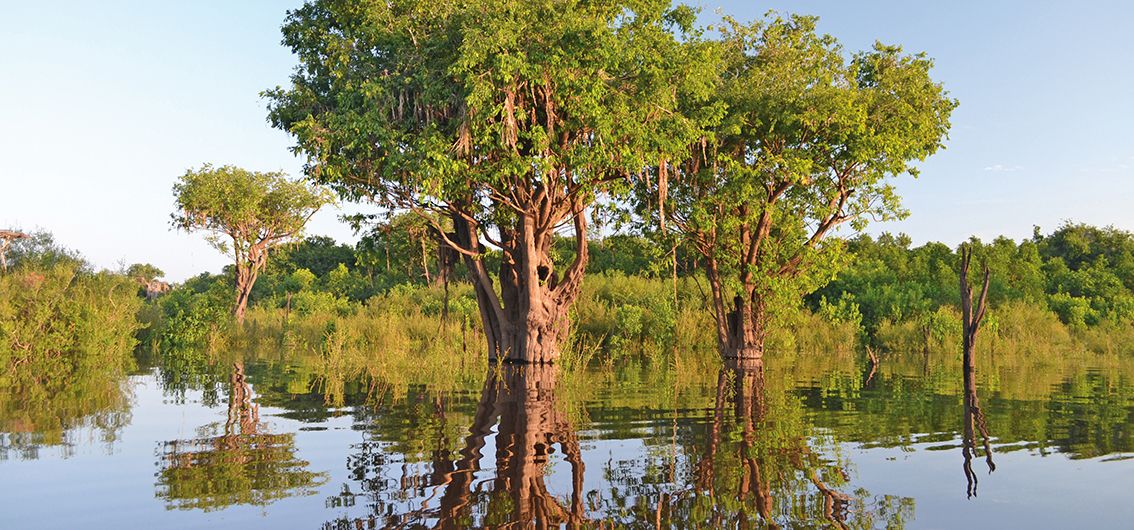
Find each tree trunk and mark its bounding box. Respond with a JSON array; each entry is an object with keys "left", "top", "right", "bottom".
[
  {"left": 233, "top": 245, "right": 267, "bottom": 325},
  {"left": 420, "top": 236, "right": 432, "bottom": 284},
  {"left": 452, "top": 207, "right": 587, "bottom": 364},
  {"left": 707, "top": 259, "right": 767, "bottom": 360},
  {"left": 233, "top": 268, "right": 256, "bottom": 325},
  {"left": 959, "top": 245, "right": 995, "bottom": 496}
]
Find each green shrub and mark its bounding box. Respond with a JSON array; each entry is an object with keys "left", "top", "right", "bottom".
[{"left": 0, "top": 262, "right": 142, "bottom": 455}]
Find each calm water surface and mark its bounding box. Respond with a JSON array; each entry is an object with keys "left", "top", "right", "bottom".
[{"left": 2, "top": 348, "right": 1133, "bottom": 529}]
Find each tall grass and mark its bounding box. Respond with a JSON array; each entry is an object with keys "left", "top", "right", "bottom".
[{"left": 234, "top": 283, "right": 485, "bottom": 405}]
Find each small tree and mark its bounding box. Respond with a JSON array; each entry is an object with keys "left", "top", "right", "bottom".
[
  {"left": 652, "top": 15, "right": 956, "bottom": 360},
  {"left": 126, "top": 263, "right": 165, "bottom": 283},
  {"left": 172, "top": 164, "right": 332, "bottom": 323}
]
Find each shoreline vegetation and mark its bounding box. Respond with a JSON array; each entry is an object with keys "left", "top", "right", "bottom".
[{"left": 3, "top": 223, "right": 1134, "bottom": 455}]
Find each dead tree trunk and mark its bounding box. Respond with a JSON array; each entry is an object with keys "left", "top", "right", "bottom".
[
  {"left": 959, "top": 245, "right": 990, "bottom": 378},
  {"left": 959, "top": 245, "right": 995, "bottom": 496}
]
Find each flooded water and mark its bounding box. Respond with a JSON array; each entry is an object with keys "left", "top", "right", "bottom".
[{"left": 2, "top": 348, "right": 1133, "bottom": 529}]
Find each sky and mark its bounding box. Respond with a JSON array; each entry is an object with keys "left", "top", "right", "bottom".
[{"left": 1, "top": 1, "right": 1132, "bottom": 281}]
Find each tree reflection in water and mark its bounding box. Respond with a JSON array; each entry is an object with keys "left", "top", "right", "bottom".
[
  {"left": 686, "top": 358, "right": 903, "bottom": 529},
  {"left": 324, "top": 359, "right": 913, "bottom": 529},
  {"left": 961, "top": 356, "right": 996, "bottom": 498},
  {"left": 325, "top": 364, "right": 584, "bottom": 529},
  {"left": 155, "top": 361, "right": 326, "bottom": 511}
]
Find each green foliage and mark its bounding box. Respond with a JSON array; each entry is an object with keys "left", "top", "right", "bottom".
[
  {"left": 351, "top": 212, "right": 449, "bottom": 287},
  {"left": 267, "top": 0, "right": 711, "bottom": 207},
  {"left": 642, "top": 13, "right": 955, "bottom": 344},
  {"left": 270, "top": 235, "right": 353, "bottom": 278},
  {"left": 571, "top": 272, "right": 680, "bottom": 360},
  {"left": 3, "top": 230, "right": 84, "bottom": 270},
  {"left": 156, "top": 430, "right": 326, "bottom": 511},
  {"left": 146, "top": 272, "right": 233, "bottom": 352},
  {"left": 172, "top": 164, "right": 333, "bottom": 321},
  {"left": 553, "top": 234, "right": 671, "bottom": 277},
  {"left": 813, "top": 224, "right": 1134, "bottom": 340},
  {"left": 126, "top": 263, "right": 165, "bottom": 282},
  {"left": 0, "top": 258, "right": 142, "bottom": 457},
  {"left": 172, "top": 164, "right": 333, "bottom": 257}
]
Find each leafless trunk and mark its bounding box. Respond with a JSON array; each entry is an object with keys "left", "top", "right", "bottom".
[
  {"left": 959, "top": 245, "right": 995, "bottom": 497},
  {"left": 863, "top": 347, "right": 879, "bottom": 387},
  {"left": 959, "top": 245, "right": 991, "bottom": 377}
]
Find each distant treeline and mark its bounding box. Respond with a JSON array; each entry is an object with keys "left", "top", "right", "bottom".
[
  {"left": 130, "top": 220, "right": 1133, "bottom": 355},
  {"left": 812, "top": 223, "right": 1134, "bottom": 333}
]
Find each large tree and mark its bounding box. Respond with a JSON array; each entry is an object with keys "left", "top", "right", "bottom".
[
  {"left": 650, "top": 15, "right": 956, "bottom": 360},
  {"left": 266, "top": 0, "right": 712, "bottom": 362},
  {"left": 172, "top": 164, "right": 332, "bottom": 323}
]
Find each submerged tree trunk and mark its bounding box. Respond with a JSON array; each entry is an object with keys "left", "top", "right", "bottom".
[
  {"left": 959, "top": 246, "right": 995, "bottom": 497},
  {"left": 707, "top": 259, "right": 768, "bottom": 360},
  {"left": 450, "top": 204, "right": 588, "bottom": 364}
]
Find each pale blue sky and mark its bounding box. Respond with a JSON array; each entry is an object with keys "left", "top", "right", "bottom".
[{"left": 2, "top": 1, "right": 1132, "bottom": 281}]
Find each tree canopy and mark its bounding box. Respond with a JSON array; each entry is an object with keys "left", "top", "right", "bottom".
[{"left": 266, "top": 0, "right": 715, "bottom": 362}]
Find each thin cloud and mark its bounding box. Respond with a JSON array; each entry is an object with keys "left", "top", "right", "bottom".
[{"left": 983, "top": 164, "right": 1023, "bottom": 172}]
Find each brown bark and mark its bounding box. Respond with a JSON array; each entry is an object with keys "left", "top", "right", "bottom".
[
  {"left": 707, "top": 256, "right": 769, "bottom": 360},
  {"left": 731, "top": 360, "right": 776, "bottom": 529},
  {"left": 233, "top": 241, "right": 269, "bottom": 325},
  {"left": 449, "top": 201, "right": 588, "bottom": 364},
  {"left": 227, "top": 361, "right": 259, "bottom": 437},
  {"left": 436, "top": 372, "right": 499, "bottom": 527}
]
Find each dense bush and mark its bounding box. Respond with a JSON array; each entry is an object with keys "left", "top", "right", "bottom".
[
  {"left": 811, "top": 223, "right": 1134, "bottom": 339},
  {"left": 0, "top": 259, "right": 143, "bottom": 456},
  {"left": 142, "top": 272, "right": 233, "bottom": 352}
]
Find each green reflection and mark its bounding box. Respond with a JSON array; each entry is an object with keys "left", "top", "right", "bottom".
[{"left": 154, "top": 362, "right": 327, "bottom": 511}]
